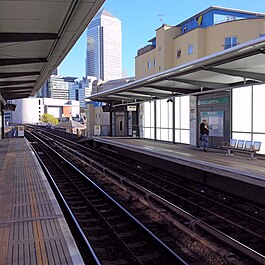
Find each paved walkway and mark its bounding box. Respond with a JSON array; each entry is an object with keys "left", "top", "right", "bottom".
[{"left": 0, "top": 138, "right": 84, "bottom": 265}]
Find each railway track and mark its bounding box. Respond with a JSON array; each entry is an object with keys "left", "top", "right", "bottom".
[
  {"left": 26, "top": 128, "right": 265, "bottom": 264},
  {"left": 26, "top": 131, "right": 187, "bottom": 265}
]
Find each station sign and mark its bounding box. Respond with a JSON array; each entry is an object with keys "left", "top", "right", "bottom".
[{"left": 127, "top": 105, "right": 137, "bottom": 111}]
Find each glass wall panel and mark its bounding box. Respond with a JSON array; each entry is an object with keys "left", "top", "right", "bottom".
[
  {"left": 143, "top": 101, "right": 155, "bottom": 139},
  {"left": 160, "top": 99, "right": 168, "bottom": 128},
  {"left": 156, "top": 100, "right": 161, "bottom": 128},
  {"left": 175, "top": 129, "right": 181, "bottom": 142},
  {"left": 175, "top": 98, "right": 180, "bottom": 128},
  {"left": 181, "top": 130, "right": 190, "bottom": 144},
  {"left": 156, "top": 128, "right": 161, "bottom": 140},
  {"left": 253, "top": 134, "right": 265, "bottom": 154},
  {"left": 175, "top": 96, "right": 190, "bottom": 144},
  {"left": 143, "top": 96, "right": 190, "bottom": 144},
  {"left": 156, "top": 99, "right": 173, "bottom": 142},
  {"left": 232, "top": 84, "right": 265, "bottom": 155},
  {"left": 181, "top": 96, "right": 190, "bottom": 129},
  {"left": 232, "top": 86, "right": 251, "bottom": 132},
  {"left": 143, "top": 127, "right": 150, "bottom": 138},
  {"left": 232, "top": 133, "right": 252, "bottom": 142},
  {"left": 253, "top": 84, "right": 265, "bottom": 133},
  {"left": 168, "top": 101, "right": 173, "bottom": 128}
]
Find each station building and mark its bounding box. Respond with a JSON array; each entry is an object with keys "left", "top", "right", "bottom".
[{"left": 89, "top": 7, "right": 265, "bottom": 155}]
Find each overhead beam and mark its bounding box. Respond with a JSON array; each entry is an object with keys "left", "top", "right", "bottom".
[
  {"left": 129, "top": 90, "right": 171, "bottom": 98},
  {"left": 207, "top": 68, "right": 265, "bottom": 82},
  {"left": 0, "top": 33, "right": 59, "bottom": 43},
  {"left": 117, "top": 93, "right": 155, "bottom": 100},
  {"left": 0, "top": 86, "right": 33, "bottom": 91},
  {"left": 0, "top": 71, "right": 40, "bottom": 79},
  {"left": 104, "top": 95, "right": 137, "bottom": 101},
  {"left": 0, "top": 88, "right": 32, "bottom": 93},
  {"left": 142, "top": 84, "right": 197, "bottom": 94},
  {"left": 167, "top": 77, "right": 227, "bottom": 89},
  {"left": 0, "top": 80, "right": 36, "bottom": 87},
  {"left": 0, "top": 58, "right": 47, "bottom": 66},
  {"left": 4, "top": 94, "right": 31, "bottom": 100}
]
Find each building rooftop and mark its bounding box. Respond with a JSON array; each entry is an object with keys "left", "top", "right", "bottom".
[
  {"left": 177, "top": 6, "right": 265, "bottom": 27},
  {"left": 95, "top": 8, "right": 118, "bottom": 19}
]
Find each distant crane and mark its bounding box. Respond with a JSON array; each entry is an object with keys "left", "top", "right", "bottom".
[{"left": 158, "top": 14, "right": 166, "bottom": 24}]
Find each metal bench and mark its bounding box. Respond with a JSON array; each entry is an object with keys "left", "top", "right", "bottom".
[
  {"left": 220, "top": 139, "right": 237, "bottom": 156},
  {"left": 221, "top": 139, "right": 262, "bottom": 159}
]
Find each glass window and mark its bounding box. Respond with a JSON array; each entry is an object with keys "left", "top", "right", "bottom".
[
  {"left": 155, "top": 99, "right": 173, "bottom": 142},
  {"left": 253, "top": 134, "right": 265, "bottom": 154},
  {"left": 180, "top": 96, "right": 190, "bottom": 129},
  {"left": 224, "top": 36, "right": 237, "bottom": 49},
  {"left": 188, "top": 44, "right": 193, "bottom": 55},
  {"left": 156, "top": 100, "right": 161, "bottom": 128},
  {"left": 176, "top": 49, "right": 181, "bottom": 59},
  {"left": 232, "top": 133, "right": 252, "bottom": 142},
  {"left": 181, "top": 130, "right": 190, "bottom": 144},
  {"left": 175, "top": 96, "right": 190, "bottom": 144},
  {"left": 232, "top": 86, "right": 251, "bottom": 132},
  {"left": 175, "top": 98, "right": 180, "bottom": 128},
  {"left": 232, "top": 36, "right": 237, "bottom": 47},
  {"left": 147, "top": 60, "right": 151, "bottom": 69},
  {"left": 153, "top": 59, "right": 156, "bottom": 67},
  {"left": 232, "top": 84, "right": 265, "bottom": 155},
  {"left": 253, "top": 84, "right": 265, "bottom": 133},
  {"left": 143, "top": 101, "right": 155, "bottom": 139}
]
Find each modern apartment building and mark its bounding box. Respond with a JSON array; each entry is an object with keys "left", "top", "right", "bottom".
[
  {"left": 135, "top": 6, "right": 265, "bottom": 79},
  {"left": 86, "top": 8, "right": 122, "bottom": 81}
]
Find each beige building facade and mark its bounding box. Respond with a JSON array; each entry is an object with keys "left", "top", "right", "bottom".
[{"left": 136, "top": 7, "right": 265, "bottom": 80}]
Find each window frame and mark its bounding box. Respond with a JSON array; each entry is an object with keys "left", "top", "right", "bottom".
[
  {"left": 147, "top": 60, "right": 151, "bottom": 69},
  {"left": 188, "top": 44, "right": 193, "bottom": 55},
  {"left": 176, "top": 49, "right": 182, "bottom": 59},
  {"left": 224, "top": 36, "right": 237, "bottom": 49}
]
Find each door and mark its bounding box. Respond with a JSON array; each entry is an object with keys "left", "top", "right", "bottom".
[{"left": 115, "top": 115, "right": 125, "bottom": 136}]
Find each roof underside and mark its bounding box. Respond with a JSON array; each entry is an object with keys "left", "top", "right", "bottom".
[
  {"left": 89, "top": 37, "right": 265, "bottom": 106},
  {"left": 0, "top": 0, "right": 105, "bottom": 102}
]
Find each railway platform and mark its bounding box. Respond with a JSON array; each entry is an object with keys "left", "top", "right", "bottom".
[
  {"left": 92, "top": 137, "right": 265, "bottom": 205},
  {"left": 0, "top": 138, "right": 84, "bottom": 265}
]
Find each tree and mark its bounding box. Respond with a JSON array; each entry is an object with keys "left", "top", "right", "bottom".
[{"left": 40, "top": 113, "right": 59, "bottom": 124}]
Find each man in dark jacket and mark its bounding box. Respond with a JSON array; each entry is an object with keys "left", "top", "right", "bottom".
[{"left": 200, "top": 119, "right": 209, "bottom": 152}]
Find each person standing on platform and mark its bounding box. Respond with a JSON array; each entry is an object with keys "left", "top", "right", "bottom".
[{"left": 200, "top": 119, "right": 209, "bottom": 152}]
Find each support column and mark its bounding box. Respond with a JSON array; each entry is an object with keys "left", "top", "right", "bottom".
[
  {"left": 0, "top": 104, "right": 4, "bottom": 139},
  {"left": 154, "top": 101, "right": 157, "bottom": 140},
  {"left": 172, "top": 98, "right": 175, "bottom": 143}
]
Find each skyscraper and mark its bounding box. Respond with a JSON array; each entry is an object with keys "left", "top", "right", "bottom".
[{"left": 86, "top": 9, "right": 122, "bottom": 81}]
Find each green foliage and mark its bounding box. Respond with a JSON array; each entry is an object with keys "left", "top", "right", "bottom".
[{"left": 40, "top": 113, "right": 58, "bottom": 124}]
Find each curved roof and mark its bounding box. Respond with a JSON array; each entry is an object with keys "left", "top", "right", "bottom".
[{"left": 0, "top": 0, "right": 105, "bottom": 103}]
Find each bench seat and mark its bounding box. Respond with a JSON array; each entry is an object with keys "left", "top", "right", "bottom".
[{"left": 220, "top": 139, "right": 261, "bottom": 159}]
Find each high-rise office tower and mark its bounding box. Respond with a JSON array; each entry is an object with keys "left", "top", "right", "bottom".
[{"left": 86, "top": 9, "right": 122, "bottom": 81}]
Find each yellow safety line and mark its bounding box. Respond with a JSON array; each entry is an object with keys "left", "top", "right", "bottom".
[{"left": 28, "top": 167, "right": 49, "bottom": 265}]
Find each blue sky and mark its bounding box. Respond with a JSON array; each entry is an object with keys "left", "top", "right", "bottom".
[{"left": 59, "top": 0, "right": 265, "bottom": 79}]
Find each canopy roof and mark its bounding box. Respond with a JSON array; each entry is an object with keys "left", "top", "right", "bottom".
[
  {"left": 0, "top": 0, "right": 105, "bottom": 103},
  {"left": 89, "top": 37, "right": 265, "bottom": 106}
]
